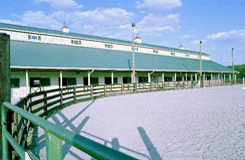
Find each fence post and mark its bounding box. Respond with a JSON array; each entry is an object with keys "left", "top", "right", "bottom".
[
  {"left": 104, "top": 85, "right": 106, "bottom": 97},
  {"left": 0, "top": 33, "right": 10, "bottom": 159},
  {"left": 44, "top": 91, "right": 48, "bottom": 115},
  {"left": 162, "top": 82, "right": 164, "bottom": 91},
  {"left": 1, "top": 105, "right": 9, "bottom": 160},
  {"left": 121, "top": 84, "right": 123, "bottom": 95},
  {"left": 60, "top": 88, "right": 63, "bottom": 106},
  {"left": 135, "top": 83, "right": 137, "bottom": 93},
  {"left": 13, "top": 111, "right": 18, "bottom": 159},
  {"left": 73, "top": 87, "right": 77, "bottom": 103},
  {"left": 90, "top": 85, "right": 93, "bottom": 99}
]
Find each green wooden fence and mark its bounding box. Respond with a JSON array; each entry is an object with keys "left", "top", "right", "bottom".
[{"left": 1, "top": 79, "right": 242, "bottom": 159}]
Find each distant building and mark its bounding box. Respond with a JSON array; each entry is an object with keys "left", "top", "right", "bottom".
[{"left": 0, "top": 23, "right": 236, "bottom": 98}]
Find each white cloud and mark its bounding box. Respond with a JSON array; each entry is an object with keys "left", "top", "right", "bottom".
[
  {"left": 136, "top": 0, "right": 182, "bottom": 9},
  {"left": 52, "top": 8, "right": 134, "bottom": 26},
  {"left": 0, "top": 19, "right": 23, "bottom": 25},
  {"left": 50, "top": 8, "right": 135, "bottom": 39},
  {"left": 206, "top": 30, "right": 245, "bottom": 40},
  {"left": 181, "top": 35, "right": 192, "bottom": 39},
  {"left": 22, "top": 11, "right": 62, "bottom": 30},
  {"left": 191, "top": 40, "right": 206, "bottom": 45},
  {"left": 137, "top": 13, "right": 180, "bottom": 36},
  {"left": 36, "top": 0, "right": 83, "bottom": 9}
]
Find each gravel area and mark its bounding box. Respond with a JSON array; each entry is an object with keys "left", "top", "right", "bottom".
[{"left": 35, "top": 85, "right": 245, "bottom": 160}]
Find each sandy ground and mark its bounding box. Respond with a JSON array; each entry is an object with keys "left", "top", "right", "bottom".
[{"left": 34, "top": 85, "right": 245, "bottom": 160}]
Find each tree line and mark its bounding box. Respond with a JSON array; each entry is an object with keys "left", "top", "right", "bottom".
[{"left": 228, "top": 64, "right": 245, "bottom": 79}]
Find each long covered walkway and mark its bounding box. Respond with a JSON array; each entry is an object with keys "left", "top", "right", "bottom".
[{"left": 34, "top": 85, "right": 245, "bottom": 160}]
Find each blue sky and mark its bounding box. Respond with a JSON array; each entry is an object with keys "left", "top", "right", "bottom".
[{"left": 0, "top": 0, "right": 244, "bottom": 65}]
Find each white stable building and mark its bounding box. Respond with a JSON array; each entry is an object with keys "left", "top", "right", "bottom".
[{"left": 0, "top": 23, "right": 236, "bottom": 98}]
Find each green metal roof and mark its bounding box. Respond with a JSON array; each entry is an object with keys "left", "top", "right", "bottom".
[
  {"left": 0, "top": 22, "right": 209, "bottom": 56},
  {"left": 10, "top": 40, "right": 233, "bottom": 73}
]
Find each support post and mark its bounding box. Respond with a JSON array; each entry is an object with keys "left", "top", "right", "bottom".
[
  {"left": 132, "top": 23, "right": 136, "bottom": 83},
  {"left": 162, "top": 73, "right": 165, "bottom": 83},
  {"left": 174, "top": 73, "right": 176, "bottom": 90},
  {"left": 46, "top": 131, "right": 62, "bottom": 160},
  {"left": 148, "top": 71, "right": 154, "bottom": 83},
  {"left": 200, "top": 41, "right": 203, "bottom": 88},
  {"left": 224, "top": 73, "right": 226, "bottom": 85},
  {"left": 0, "top": 33, "right": 10, "bottom": 158},
  {"left": 59, "top": 71, "right": 62, "bottom": 88},
  {"left": 111, "top": 71, "right": 114, "bottom": 85},
  {"left": 26, "top": 70, "right": 29, "bottom": 94}
]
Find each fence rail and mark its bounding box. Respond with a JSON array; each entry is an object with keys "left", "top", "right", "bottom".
[{"left": 1, "top": 79, "right": 242, "bottom": 159}]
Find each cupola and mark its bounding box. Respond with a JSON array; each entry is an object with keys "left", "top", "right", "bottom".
[
  {"left": 134, "top": 36, "right": 142, "bottom": 43},
  {"left": 178, "top": 44, "right": 184, "bottom": 50},
  {"left": 61, "top": 24, "right": 69, "bottom": 33}
]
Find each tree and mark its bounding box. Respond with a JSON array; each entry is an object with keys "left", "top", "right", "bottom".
[{"left": 228, "top": 64, "right": 245, "bottom": 79}]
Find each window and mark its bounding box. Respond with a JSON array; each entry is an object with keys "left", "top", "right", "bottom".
[
  {"left": 134, "top": 47, "right": 138, "bottom": 51},
  {"left": 164, "top": 77, "right": 172, "bottom": 82},
  {"left": 28, "top": 35, "right": 41, "bottom": 41},
  {"left": 83, "top": 77, "right": 88, "bottom": 86},
  {"left": 185, "top": 54, "right": 189, "bottom": 57},
  {"left": 59, "top": 77, "right": 76, "bottom": 86},
  {"left": 68, "top": 78, "right": 76, "bottom": 85},
  {"left": 31, "top": 36, "right": 37, "bottom": 40},
  {"left": 11, "top": 78, "right": 19, "bottom": 88},
  {"left": 30, "top": 78, "right": 41, "bottom": 87},
  {"left": 138, "top": 77, "right": 148, "bottom": 83},
  {"left": 177, "top": 76, "right": 182, "bottom": 81},
  {"left": 40, "top": 78, "right": 50, "bottom": 87},
  {"left": 123, "top": 77, "right": 131, "bottom": 84},
  {"left": 171, "top": 52, "right": 175, "bottom": 56},
  {"left": 105, "top": 77, "right": 111, "bottom": 84},
  {"left": 153, "top": 50, "right": 158, "bottom": 54},
  {"left": 71, "top": 39, "right": 81, "bottom": 45},
  {"left": 105, "top": 44, "right": 113, "bottom": 48},
  {"left": 83, "top": 77, "right": 99, "bottom": 86},
  {"left": 91, "top": 77, "right": 99, "bottom": 86}
]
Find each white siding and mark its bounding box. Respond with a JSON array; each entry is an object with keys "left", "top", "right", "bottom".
[{"left": 0, "top": 28, "right": 211, "bottom": 60}]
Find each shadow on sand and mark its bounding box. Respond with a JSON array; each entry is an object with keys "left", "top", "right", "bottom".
[
  {"left": 35, "top": 99, "right": 95, "bottom": 159},
  {"left": 138, "top": 127, "right": 162, "bottom": 160}
]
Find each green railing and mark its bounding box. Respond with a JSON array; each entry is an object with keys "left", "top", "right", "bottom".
[
  {"left": 1, "top": 79, "right": 241, "bottom": 159},
  {"left": 1, "top": 102, "right": 137, "bottom": 160}
]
